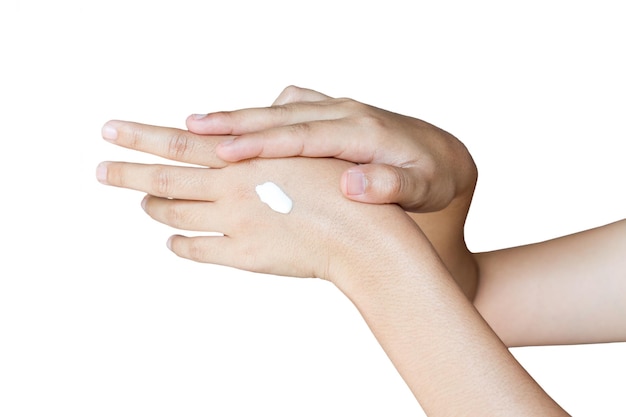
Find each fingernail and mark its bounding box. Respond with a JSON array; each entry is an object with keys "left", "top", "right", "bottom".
[
  {"left": 101, "top": 123, "right": 118, "bottom": 142},
  {"left": 191, "top": 113, "right": 207, "bottom": 120},
  {"left": 346, "top": 170, "right": 366, "bottom": 195},
  {"left": 141, "top": 195, "right": 148, "bottom": 211},
  {"left": 96, "top": 162, "right": 108, "bottom": 184},
  {"left": 166, "top": 236, "right": 173, "bottom": 250}
]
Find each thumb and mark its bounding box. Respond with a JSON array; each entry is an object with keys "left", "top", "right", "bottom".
[{"left": 341, "top": 164, "right": 431, "bottom": 211}]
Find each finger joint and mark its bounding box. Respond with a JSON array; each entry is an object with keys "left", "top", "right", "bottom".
[{"left": 167, "top": 132, "right": 195, "bottom": 160}]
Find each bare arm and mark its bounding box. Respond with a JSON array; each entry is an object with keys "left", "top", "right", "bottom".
[
  {"left": 187, "top": 86, "right": 480, "bottom": 299},
  {"left": 474, "top": 219, "right": 626, "bottom": 347},
  {"left": 335, "top": 221, "right": 569, "bottom": 416},
  {"left": 98, "top": 121, "right": 569, "bottom": 415}
]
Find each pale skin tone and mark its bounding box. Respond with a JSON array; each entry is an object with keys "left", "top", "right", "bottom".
[
  {"left": 96, "top": 124, "right": 568, "bottom": 416},
  {"left": 97, "top": 87, "right": 624, "bottom": 415},
  {"left": 184, "top": 86, "right": 626, "bottom": 347},
  {"left": 187, "top": 86, "right": 481, "bottom": 299}
]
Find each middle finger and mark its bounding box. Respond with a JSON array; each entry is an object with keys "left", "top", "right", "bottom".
[{"left": 98, "top": 162, "right": 220, "bottom": 201}]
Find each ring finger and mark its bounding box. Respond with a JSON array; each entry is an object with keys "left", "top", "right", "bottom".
[{"left": 141, "top": 196, "right": 220, "bottom": 232}]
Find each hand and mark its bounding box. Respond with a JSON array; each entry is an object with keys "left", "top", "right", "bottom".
[
  {"left": 97, "top": 120, "right": 420, "bottom": 287},
  {"left": 96, "top": 121, "right": 570, "bottom": 415},
  {"left": 98, "top": 118, "right": 478, "bottom": 299},
  {"left": 186, "top": 86, "right": 477, "bottom": 213}
]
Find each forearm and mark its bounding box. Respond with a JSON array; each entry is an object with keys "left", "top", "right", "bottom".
[
  {"left": 474, "top": 218, "right": 626, "bottom": 347},
  {"left": 101, "top": 119, "right": 567, "bottom": 415},
  {"left": 408, "top": 194, "right": 478, "bottom": 301},
  {"left": 335, "top": 217, "right": 569, "bottom": 416},
  {"left": 407, "top": 141, "right": 479, "bottom": 301}
]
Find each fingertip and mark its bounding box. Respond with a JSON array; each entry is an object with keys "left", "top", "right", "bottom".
[
  {"left": 216, "top": 140, "right": 245, "bottom": 162},
  {"left": 185, "top": 114, "right": 206, "bottom": 133},
  {"left": 184, "top": 114, "right": 194, "bottom": 127},
  {"left": 216, "top": 137, "right": 264, "bottom": 162},
  {"left": 166, "top": 234, "right": 181, "bottom": 251},
  {"left": 185, "top": 113, "right": 219, "bottom": 134},
  {"left": 101, "top": 121, "right": 119, "bottom": 142},
  {"left": 96, "top": 161, "right": 109, "bottom": 184},
  {"left": 140, "top": 194, "right": 148, "bottom": 211}
]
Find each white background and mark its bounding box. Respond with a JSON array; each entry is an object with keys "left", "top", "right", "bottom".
[{"left": 1, "top": 1, "right": 624, "bottom": 415}]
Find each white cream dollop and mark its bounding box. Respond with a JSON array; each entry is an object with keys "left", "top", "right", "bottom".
[{"left": 255, "top": 181, "right": 293, "bottom": 214}]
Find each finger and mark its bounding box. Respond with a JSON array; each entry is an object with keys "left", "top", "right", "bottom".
[
  {"left": 271, "top": 85, "right": 332, "bottom": 105},
  {"left": 101, "top": 120, "right": 229, "bottom": 168},
  {"left": 216, "top": 118, "right": 377, "bottom": 162},
  {"left": 96, "top": 161, "right": 219, "bottom": 201},
  {"left": 167, "top": 234, "right": 233, "bottom": 264},
  {"left": 167, "top": 234, "right": 293, "bottom": 276},
  {"left": 186, "top": 98, "right": 349, "bottom": 136},
  {"left": 142, "top": 196, "right": 217, "bottom": 232},
  {"left": 340, "top": 164, "right": 452, "bottom": 212},
  {"left": 167, "top": 234, "right": 264, "bottom": 272}
]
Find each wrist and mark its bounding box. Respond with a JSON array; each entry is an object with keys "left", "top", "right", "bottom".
[{"left": 327, "top": 206, "right": 434, "bottom": 296}]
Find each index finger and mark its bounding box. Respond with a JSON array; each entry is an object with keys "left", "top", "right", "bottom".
[
  {"left": 101, "top": 120, "right": 229, "bottom": 168},
  {"left": 185, "top": 98, "right": 352, "bottom": 136}
]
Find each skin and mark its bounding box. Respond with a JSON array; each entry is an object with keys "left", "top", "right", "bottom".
[
  {"left": 185, "top": 86, "right": 626, "bottom": 347},
  {"left": 99, "top": 117, "right": 479, "bottom": 301},
  {"left": 97, "top": 121, "right": 569, "bottom": 415},
  {"left": 475, "top": 219, "right": 626, "bottom": 347},
  {"left": 186, "top": 86, "right": 477, "bottom": 213},
  {"left": 187, "top": 86, "right": 482, "bottom": 298}
]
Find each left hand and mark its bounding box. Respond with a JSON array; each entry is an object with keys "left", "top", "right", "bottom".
[{"left": 97, "top": 120, "right": 420, "bottom": 285}]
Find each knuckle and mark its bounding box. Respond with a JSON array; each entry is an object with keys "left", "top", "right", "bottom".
[
  {"left": 151, "top": 166, "right": 172, "bottom": 196},
  {"left": 234, "top": 240, "right": 265, "bottom": 271},
  {"left": 395, "top": 162, "right": 438, "bottom": 210},
  {"left": 167, "top": 131, "right": 194, "bottom": 160},
  {"left": 163, "top": 204, "right": 186, "bottom": 229},
  {"left": 346, "top": 101, "right": 384, "bottom": 127},
  {"left": 279, "top": 85, "right": 303, "bottom": 102},
  {"left": 106, "top": 163, "right": 130, "bottom": 188},
  {"left": 104, "top": 164, "right": 120, "bottom": 186},
  {"left": 286, "top": 121, "right": 312, "bottom": 138},
  {"left": 358, "top": 113, "right": 387, "bottom": 137},
  {"left": 124, "top": 125, "right": 145, "bottom": 150},
  {"left": 387, "top": 168, "right": 407, "bottom": 199},
  {"left": 337, "top": 97, "right": 363, "bottom": 113},
  {"left": 384, "top": 166, "right": 424, "bottom": 206},
  {"left": 339, "top": 99, "right": 387, "bottom": 132},
  {"left": 186, "top": 239, "right": 207, "bottom": 263},
  {"left": 231, "top": 210, "right": 254, "bottom": 231},
  {"left": 269, "top": 104, "right": 287, "bottom": 117}
]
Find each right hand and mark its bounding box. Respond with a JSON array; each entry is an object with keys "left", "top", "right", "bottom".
[{"left": 186, "top": 86, "right": 477, "bottom": 213}]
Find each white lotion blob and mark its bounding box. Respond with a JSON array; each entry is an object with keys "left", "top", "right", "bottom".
[{"left": 255, "top": 181, "right": 293, "bottom": 214}]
